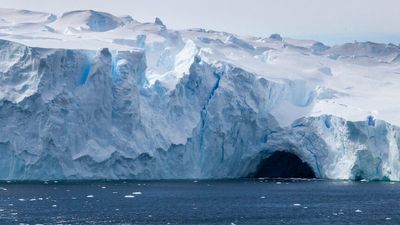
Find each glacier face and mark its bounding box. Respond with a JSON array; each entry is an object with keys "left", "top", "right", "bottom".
[{"left": 0, "top": 9, "right": 400, "bottom": 181}]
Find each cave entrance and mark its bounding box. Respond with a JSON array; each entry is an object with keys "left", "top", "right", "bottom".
[{"left": 253, "top": 151, "right": 316, "bottom": 178}]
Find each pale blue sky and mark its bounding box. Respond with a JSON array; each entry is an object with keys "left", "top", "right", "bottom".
[{"left": 1, "top": 0, "right": 399, "bottom": 45}]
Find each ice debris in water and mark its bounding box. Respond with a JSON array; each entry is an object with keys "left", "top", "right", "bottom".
[
  {"left": 132, "top": 192, "right": 142, "bottom": 195},
  {"left": 86, "top": 195, "right": 94, "bottom": 198},
  {"left": 124, "top": 195, "right": 135, "bottom": 198},
  {"left": 355, "top": 209, "right": 362, "bottom": 213},
  {"left": 293, "top": 203, "right": 301, "bottom": 207}
]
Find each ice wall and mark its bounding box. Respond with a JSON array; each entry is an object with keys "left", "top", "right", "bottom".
[{"left": 0, "top": 39, "right": 399, "bottom": 181}]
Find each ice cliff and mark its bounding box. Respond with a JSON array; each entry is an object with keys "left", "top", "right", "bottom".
[{"left": 0, "top": 9, "right": 399, "bottom": 181}]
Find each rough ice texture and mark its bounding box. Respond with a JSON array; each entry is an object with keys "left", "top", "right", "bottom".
[{"left": 0, "top": 9, "right": 400, "bottom": 181}]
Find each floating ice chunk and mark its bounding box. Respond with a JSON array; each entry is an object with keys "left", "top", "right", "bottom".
[
  {"left": 38, "top": 198, "right": 43, "bottom": 201},
  {"left": 386, "top": 217, "right": 391, "bottom": 220},
  {"left": 293, "top": 203, "right": 301, "bottom": 206},
  {"left": 71, "top": 197, "right": 77, "bottom": 200},
  {"left": 124, "top": 195, "right": 135, "bottom": 198},
  {"left": 18, "top": 199, "right": 26, "bottom": 202},
  {"left": 86, "top": 195, "right": 94, "bottom": 198},
  {"left": 0, "top": 187, "right": 7, "bottom": 191},
  {"left": 101, "top": 186, "right": 106, "bottom": 189},
  {"left": 276, "top": 182, "right": 282, "bottom": 184},
  {"left": 260, "top": 196, "right": 266, "bottom": 199},
  {"left": 355, "top": 209, "right": 362, "bottom": 213},
  {"left": 29, "top": 199, "right": 36, "bottom": 201},
  {"left": 132, "top": 192, "right": 142, "bottom": 195},
  {"left": 52, "top": 205, "right": 57, "bottom": 208},
  {"left": 0, "top": 209, "right": 4, "bottom": 212}
]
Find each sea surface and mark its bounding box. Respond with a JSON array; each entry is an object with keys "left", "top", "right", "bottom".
[{"left": 0, "top": 179, "right": 399, "bottom": 225}]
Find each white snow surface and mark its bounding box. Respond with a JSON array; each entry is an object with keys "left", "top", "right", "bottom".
[{"left": 0, "top": 9, "right": 399, "bottom": 181}]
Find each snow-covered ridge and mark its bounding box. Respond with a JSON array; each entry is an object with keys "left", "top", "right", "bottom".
[{"left": 0, "top": 9, "right": 399, "bottom": 181}]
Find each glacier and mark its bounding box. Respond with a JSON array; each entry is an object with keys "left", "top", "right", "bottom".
[{"left": 0, "top": 9, "right": 399, "bottom": 181}]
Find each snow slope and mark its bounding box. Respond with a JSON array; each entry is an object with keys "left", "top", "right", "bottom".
[{"left": 0, "top": 9, "right": 399, "bottom": 181}]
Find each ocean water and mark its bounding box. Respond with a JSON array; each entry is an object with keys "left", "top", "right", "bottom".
[{"left": 0, "top": 179, "right": 398, "bottom": 224}]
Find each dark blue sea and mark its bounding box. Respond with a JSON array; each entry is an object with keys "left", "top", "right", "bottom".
[{"left": 0, "top": 179, "right": 399, "bottom": 224}]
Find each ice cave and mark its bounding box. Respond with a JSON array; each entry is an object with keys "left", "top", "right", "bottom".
[{"left": 251, "top": 151, "right": 316, "bottom": 179}]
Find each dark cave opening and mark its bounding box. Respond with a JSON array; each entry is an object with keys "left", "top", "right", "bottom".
[{"left": 253, "top": 151, "right": 316, "bottom": 178}]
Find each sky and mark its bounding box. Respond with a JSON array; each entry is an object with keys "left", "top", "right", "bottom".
[{"left": 0, "top": 0, "right": 399, "bottom": 45}]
